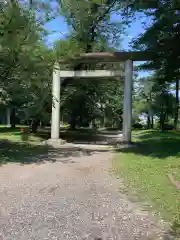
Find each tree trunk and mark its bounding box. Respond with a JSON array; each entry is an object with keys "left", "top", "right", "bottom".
[
  {"left": 10, "top": 107, "right": 16, "bottom": 129},
  {"left": 160, "top": 112, "right": 166, "bottom": 132},
  {"left": 147, "top": 113, "right": 151, "bottom": 129},
  {"left": 151, "top": 116, "right": 154, "bottom": 129},
  {"left": 91, "top": 119, "right": 96, "bottom": 130},
  {"left": 174, "top": 79, "right": 179, "bottom": 129},
  {"left": 70, "top": 118, "right": 76, "bottom": 129},
  {"left": 31, "top": 119, "right": 38, "bottom": 134}
]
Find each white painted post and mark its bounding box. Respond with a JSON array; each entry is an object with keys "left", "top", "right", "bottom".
[
  {"left": 51, "top": 63, "right": 60, "bottom": 139},
  {"left": 123, "top": 59, "right": 133, "bottom": 143}
]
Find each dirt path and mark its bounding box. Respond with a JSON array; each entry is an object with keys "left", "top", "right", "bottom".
[{"left": 0, "top": 150, "right": 168, "bottom": 239}]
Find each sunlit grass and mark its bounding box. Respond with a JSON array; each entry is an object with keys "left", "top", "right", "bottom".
[
  {"left": 0, "top": 126, "right": 43, "bottom": 144},
  {"left": 113, "top": 130, "right": 180, "bottom": 222},
  {"left": 0, "top": 126, "right": 46, "bottom": 164}
]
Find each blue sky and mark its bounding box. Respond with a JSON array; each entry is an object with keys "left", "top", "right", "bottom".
[
  {"left": 45, "top": 16, "right": 68, "bottom": 47},
  {"left": 45, "top": 12, "right": 150, "bottom": 49},
  {"left": 45, "top": 12, "right": 153, "bottom": 77}
]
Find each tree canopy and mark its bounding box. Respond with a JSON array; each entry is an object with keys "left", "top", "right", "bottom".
[{"left": 0, "top": 0, "right": 179, "bottom": 132}]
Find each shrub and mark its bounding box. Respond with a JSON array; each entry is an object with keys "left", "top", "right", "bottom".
[
  {"left": 155, "top": 121, "right": 174, "bottom": 130},
  {"left": 163, "top": 123, "right": 174, "bottom": 130},
  {"left": 132, "top": 122, "right": 143, "bottom": 129}
]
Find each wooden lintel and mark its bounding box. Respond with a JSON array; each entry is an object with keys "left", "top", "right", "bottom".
[
  {"left": 79, "top": 51, "right": 154, "bottom": 62},
  {"left": 59, "top": 51, "right": 154, "bottom": 63}
]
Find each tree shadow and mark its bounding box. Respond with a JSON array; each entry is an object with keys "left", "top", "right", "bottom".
[
  {"left": 117, "top": 131, "right": 180, "bottom": 159},
  {"left": 0, "top": 140, "right": 109, "bottom": 165},
  {"left": 0, "top": 127, "right": 29, "bottom": 133},
  {"left": 36, "top": 128, "right": 123, "bottom": 146},
  {"left": 57, "top": 129, "right": 122, "bottom": 146}
]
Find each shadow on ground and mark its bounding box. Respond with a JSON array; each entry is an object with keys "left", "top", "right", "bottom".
[
  {"left": 116, "top": 130, "right": 180, "bottom": 159},
  {"left": 0, "top": 139, "right": 109, "bottom": 165},
  {"left": 37, "top": 128, "right": 122, "bottom": 146}
]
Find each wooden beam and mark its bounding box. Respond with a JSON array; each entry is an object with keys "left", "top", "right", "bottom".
[
  {"left": 78, "top": 51, "right": 154, "bottom": 62},
  {"left": 59, "top": 51, "right": 154, "bottom": 63},
  {"left": 59, "top": 70, "right": 124, "bottom": 78}
]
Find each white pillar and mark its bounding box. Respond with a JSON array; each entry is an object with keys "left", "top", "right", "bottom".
[
  {"left": 51, "top": 63, "right": 60, "bottom": 139},
  {"left": 6, "top": 107, "right": 11, "bottom": 128},
  {"left": 123, "top": 59, "right": 133, "bottom": 143}
]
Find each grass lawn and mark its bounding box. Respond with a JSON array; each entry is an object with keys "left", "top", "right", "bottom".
[
  {"left": 113, "top": 130, "right": 180, "bottom": 228},
  {"left": 0, "top": 126, "right": 48, "bottom": 164}
]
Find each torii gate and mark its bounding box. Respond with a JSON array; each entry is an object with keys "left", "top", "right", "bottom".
[{"left": 47, "top": 51, "right": 152, "bottom": 146}]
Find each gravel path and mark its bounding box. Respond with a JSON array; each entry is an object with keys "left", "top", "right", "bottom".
[{"left": 0, "top": 150, "right": 169, "bottom": 240}]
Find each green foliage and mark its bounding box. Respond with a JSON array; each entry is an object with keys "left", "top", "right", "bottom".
[
  {"left": 132, "top": 1, "right": 180, "bottom": 129},
  {"left": 54, "top": 39, "right": 83, "bottom": 62},
  {"left": 53, "top": 0, "right": 126, "bottom": 128},
  {"left": 0, "top": 1, "right": 55, "bottom": 127},
  {"left": 130, "top": 0, "right": 180, "bottom": 131},
  {"left": 60, "top": 0, "right": 125, "bottom": 50}
]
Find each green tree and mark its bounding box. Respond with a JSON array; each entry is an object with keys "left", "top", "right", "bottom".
[
  {"left": 132, "top": 1, "right": 180, "bottom": 129},
  {"left": 0, "top": 1, "right": 55, "bottom": 131},
  {"left": 133, "top": 76, "right": 156, "bottom": 129}
]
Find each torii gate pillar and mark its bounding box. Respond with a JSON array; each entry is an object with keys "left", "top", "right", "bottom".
[
  {"left": 51, "top": 63, "right": 60, "bottom": 140},
  {"left": 46, "top": 63, "right": 66, "bottom": 146},
  {"left": 123, "top": 59, "right": 133, "bottom": 143}
]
